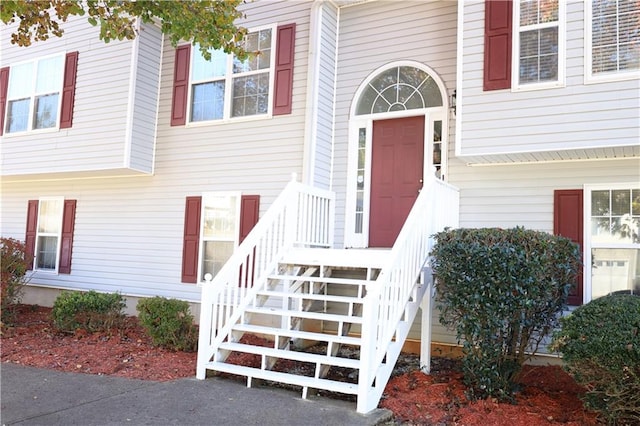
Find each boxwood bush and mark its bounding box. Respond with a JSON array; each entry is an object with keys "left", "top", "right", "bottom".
[
  {"left": 136, "top": 297, "right": 198, "bottom": 352},
  {"left": 52, "top": 290, "right": 126, "bottom": 333},
  {"left": 550, "top": 294, "right": 640, "bottom": 424},
  {"left": 431, "top": 227, "right": 580, "bottom": 401}
]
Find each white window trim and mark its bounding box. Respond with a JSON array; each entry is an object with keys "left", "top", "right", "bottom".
[
  {"left": 33, "top": 196, "right": 65, "bottom": 274},
  {"left": 511, "top": 0, "right": 565, "bottom": 91},
  {"left": 345, "top": 61, "right": 450, "bottom": 248},
  {"left": 186, "top": 24, "right": 277, "bottom": 126},
  {"left": 197, "top": 191, "right": 242, "bottom": 284},
  {"left": 3, "top": 52, "right": 66, "bottom": 136},
  {"left": 584, "top": 0, "right": 640, "bottom": 84},
  {"left": 583, "top": 183, "right": 640, "bottom": 303}
]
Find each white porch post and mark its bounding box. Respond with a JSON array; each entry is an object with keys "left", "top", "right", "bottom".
[{"left": 420, "top": 267, "right": 434, "bottom": 373}]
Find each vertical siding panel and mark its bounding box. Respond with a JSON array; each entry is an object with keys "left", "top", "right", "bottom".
[
  {"left": 60, "top": 51, "right": 79, "bottom": 129},
  {"left": 273, "top": 23, "right": 296, "bottom": 115},
  {"left": 171, "top": 45, "right": 191, "bottom": 126},
  {"left": 181, "top": 196, "right": 201, "bottom": 283},
  {"left": 483, "top": 0, "right": 512, "bottom": 91},
  {"left": 0, "top": 67, "right": 9, "bottom": 136},
  {"left": 554, "top": 189, "right": 584, "bottom": 306},
  {"left": 58, "top": 199, "right": 77, "bottom": 274},
  {"left": 25, "top": 200, "right": 39, "bottom": 270}
]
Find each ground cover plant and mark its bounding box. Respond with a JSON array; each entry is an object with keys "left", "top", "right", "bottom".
[
  {"left": 136, "top": 296, "right": 198, "bottom": 352},
  {"left": 430, "top": 227, "right": 581, "bottom": 401},
  {"left": 51, "top": 290, "right": 126, "bottom": 333}
]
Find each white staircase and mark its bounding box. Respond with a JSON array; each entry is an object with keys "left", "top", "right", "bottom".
[{"left": 196, "top": 175, "right": 459, "bottom": 413}]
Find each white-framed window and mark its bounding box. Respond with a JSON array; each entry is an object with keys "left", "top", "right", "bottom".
[
  {"left": 585, "top": 185, "right": 640, "bottom": 300},
  {"left": 189, "top": 26, "right": 275, "bottom": 123},
  {"left": 585, "top": 0, "right": 640, "bottom": 83},
  {"left": 512, "top": 0, "right": 565, "bottom": 90},
  {"left": 34, "top": 197, "right": 64, "bottom": 272},
  {"left": 5, "top": 54, "right": 65, "bottom": 134},
  {"left": 198, "top": 193, "right": 241, "bottom": 281}
]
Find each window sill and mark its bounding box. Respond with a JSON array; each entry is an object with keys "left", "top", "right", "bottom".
[
  {"left": 510, "top": 81, "right": 565, "bottom": 92},
  {"left": 584, "top": 70, "right": 640, "bottom": 85},
  {"left": 185, "top": 112, "right": 274, "bottom": 128}
]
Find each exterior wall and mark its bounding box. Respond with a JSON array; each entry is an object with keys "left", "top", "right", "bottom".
[
  {"left": 332, "top": 0, "right": 458, "bottom": 246},
  {"left": 128, "top": 23, "right": 164, "bottom": 173},
  {"left": 0, "top": 17, "right": 140, "bottom": 177},
  {"left": 458, "top": 0, "right": 640, "bottom": 160},
  {"left": 0, "top": 0, "right": 312, "bottom": 302},
  {"left": 305, "top": 1, "right": 338, "bottom": 190}
]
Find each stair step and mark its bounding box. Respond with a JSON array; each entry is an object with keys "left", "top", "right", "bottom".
[
  {"left": 256, "top": 290, "right": 364, "bottom": 304},
  {"left": 281, "top": 248, "right": 390, "bottom": 269},
  {"left": 204, "top": 361, "right": 359, "bottom": 395},
  {"left": 244, "top": 306, "right": 364, "bottom": 324},
  {"left": 269, "top": 274, "right": 373, "bottom": 286},
  {"left": 232, "top": 323, "right": 361, "bottom": 346},
  {"left": 218, "top": 341, "right": 361, "bottom": 369}
]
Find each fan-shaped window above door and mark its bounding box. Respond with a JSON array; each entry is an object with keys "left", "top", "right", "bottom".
[{"left": 355, "top": 66, "right": 443, "bottom": 115}]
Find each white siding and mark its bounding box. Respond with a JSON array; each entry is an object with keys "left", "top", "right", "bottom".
[
  {"left": 128, "top": 23, "right": 163, "bottom": 173},
  {"left": 309, "top": 2, "right": 338, "bottom": 190},
  {"left": 458, "top": 0, "right": 640, "bottom": 160},
  {"left": 0, "top": 16, "right": 136, "bottom": 177},
  {"left": 332, "top": 0, "right": 458, "bottom": 245},
  {"left": 0, "top": 0, "right": 313, "bottom": 302}
]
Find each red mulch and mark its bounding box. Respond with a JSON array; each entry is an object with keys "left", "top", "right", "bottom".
[{"left": 1, "top": 305, "right": 599, "bottom": 425}]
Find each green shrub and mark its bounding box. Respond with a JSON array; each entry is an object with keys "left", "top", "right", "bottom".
[
  {"left": 550, "top": 294, "right": 640, "bottom": 424},
  {"left": 431, "top": 227, "right": 581, "bottom": 401},
  {"left": 1, "top": 238, "right": 31, "bottom": 324},
  {"left": 136, "top": 297, "right": 198, "bottom": 352},
  {"left": 52, "top": 290, "right": 126, "bottom": 333}
]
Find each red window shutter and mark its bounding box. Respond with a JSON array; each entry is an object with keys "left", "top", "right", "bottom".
[
  {"left": 182, "top": 196, "right": 201, "bottom": 283},
  {"left": 273, "top": 23, "right": 296, "bottom": 116},
  {"left": 171, "top": 45, "right": 191, "bottom": 126},
  {"left": 483, "top": 0, "right": 512, "bottom": 91},
  {"left": 239, "top": 195, "right": 260, "bottom": 243},
  {"left": 60, "top": 51, "right": 79, "bottom": 129},
  {"left": 25, "top": 200, "right": 39, "bottom": 270},
  {"left": 58, "top": 200, "right": 77, "bottom": 274},
  {"left": 554, "top": 189, "right": 584, "bottom": 306},
  {"left": 0, "top": 67, "right": 9, "bottom": 136}
]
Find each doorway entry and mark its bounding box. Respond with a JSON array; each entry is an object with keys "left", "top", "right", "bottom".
[{"left": 369, "top": 116, "right": 425, "bottom": 247}]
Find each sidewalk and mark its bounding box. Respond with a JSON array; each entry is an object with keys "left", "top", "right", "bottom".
[{"left": 1, "top": 363, "right": 392, "bottom": 425}]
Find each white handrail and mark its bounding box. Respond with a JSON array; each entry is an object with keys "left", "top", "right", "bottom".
[
  {"left": 358, "top": 175, "right": 459, "bottom": 412},
  {"left": 196, "top": 177, "right": 335, "bottom": 379}
]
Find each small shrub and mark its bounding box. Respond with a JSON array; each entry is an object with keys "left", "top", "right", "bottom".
[
  {"left": 550, "top": 294, "right": 640, "bottom": 424},
  {"left": 1, "top": 238, "right": 31, "bottom": 324},
  {"left": 431, "top": 227, "right": 581, "bottom": 401},
  {"left": 136, "top": 297, "right": 198, "bottom": 352},
  {"left": 52, "top": 290, "right": 126, "bottom": 333}
]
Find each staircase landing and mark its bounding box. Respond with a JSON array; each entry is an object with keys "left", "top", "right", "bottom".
[{"left": 283, "top": 247, "right": 391, "bottom": 269}]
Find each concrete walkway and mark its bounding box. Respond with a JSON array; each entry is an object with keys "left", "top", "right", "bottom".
[{"left": 1, "top": 363, "right": 392, "bottom": 425}]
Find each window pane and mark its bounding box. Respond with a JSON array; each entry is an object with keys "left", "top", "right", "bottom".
[
  {"left": 202, "top": 241, "right": 235, "bottom": 279},
  {"left": 231, "top": 73, "right": 269, "bottom": 117},
  {"left": 612, "top": 189, "right": 631, "bottom": 215},
  {"left": 36, "top": 236, "right": 58, "bottom": 270},
  {"left": 7, "top": 62, "right": 33, "bottom": 98},
  {"left": 591, "top": 0, "right": 640, "bottom": 74},
  {"left": 592, "top": 190, "right": 610, "bottom": 215},
  {"left": 591, "top": 248, "right": 640, "bottom": 298},
  {"left": 234, "top": 29, "right": 272, "bottom": 74},
  {"left": 192, "top": 48, "right": 227, "bottom": 81},
  {"left": 6, "top": 99, "right": 30, "bottom": 133},
  {"left": 632, "top": 189, "right": 640, "bottom": 215},
  {"left": 38, "top": 199, "right": 63, "bottom": 233},
  {"left": 33, "top": 94, "right": 59, "bottom": 129},
  {"left": 191, "top": 82, "right": 224, "bottom": 121},
  {"left": 203, "top": 195, "right": 237, "bottom": 238},
  {"left": 35, "top": 55, "right": 63, "bottom": 93}
]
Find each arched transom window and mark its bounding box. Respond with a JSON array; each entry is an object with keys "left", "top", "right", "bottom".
[{"left": 355, "top": 66, "right": 443, "bottom": 115}]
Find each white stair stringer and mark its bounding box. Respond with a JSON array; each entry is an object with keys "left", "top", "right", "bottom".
[{"left": 200, "top": 250, "right": 394, "bottom": 405}]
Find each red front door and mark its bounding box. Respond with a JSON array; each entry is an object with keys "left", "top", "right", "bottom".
[{"left": 369, "top": 116, "right": 425, "bottom": 247}]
